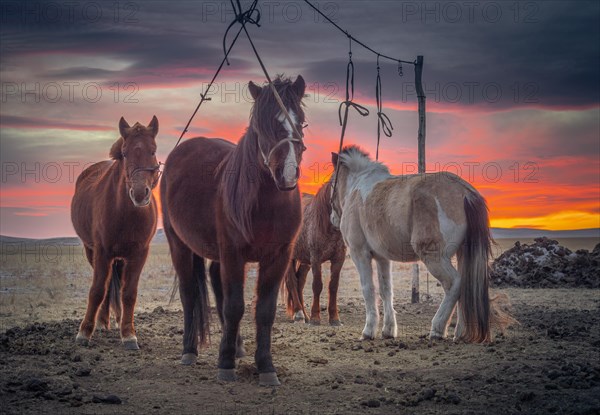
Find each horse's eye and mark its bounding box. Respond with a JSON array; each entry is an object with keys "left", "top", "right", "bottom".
[
  {"left": 122, "top": 152, "right": 127, "bottom": 158},
  {"left": 151, "top": 151, "right": 156, "bottom": 156}
]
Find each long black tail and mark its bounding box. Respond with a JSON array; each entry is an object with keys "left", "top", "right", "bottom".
[
  {"left": 108, "top": 261, "right": 122, "bottom": 322},
  {"left": 187, "top": 254, "right": 211, "bottom": 347}
]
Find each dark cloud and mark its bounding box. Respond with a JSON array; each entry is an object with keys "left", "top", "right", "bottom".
[{"left": 2, "top": 1, "right": 597, "bottom": 108}]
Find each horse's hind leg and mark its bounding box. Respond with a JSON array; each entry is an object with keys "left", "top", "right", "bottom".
[
  {"left": 309, "top": 260, "right": 324, "bottom": 325},
  {"left": 349, "top": 249, "right": 377, "bottom": 340},
  {"left": 209, "top": 261, "right": 245, "bottom": 358},
  {"left": 77, "top": 249, "right": 111, "bottom": 345},
  {"left": 284, "top": 260, "right": 305, "bottom": 322},
  {"left": 119, "top": 249, "right": 148, "bottom": 350},
  {"left": 328, "top": 257, "right": 344, "bottom": 326},
  {"left": 254, "top": 248, "right": 292, "bottom": 386},
  {"left": 217, "top": 253, "right": 245, "bottom": 382},
  {"left": 167, "top": 234, "right": 198, "bottom": 364},
  {"left": 97, "top": 260, "right": 124, "bottom": 330},
  {"left": 421, "top": 256, "right": 460, "bottom": 340},
  {"left": 375, "top": 257, "right": 397, "bottom": 338},
  {"left": 296, "top": 264, "right": 310, "bottom": 322}
]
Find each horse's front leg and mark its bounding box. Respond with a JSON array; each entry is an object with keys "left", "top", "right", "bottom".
[
  {"left": 349, "top": 249, "right": 377, "bottom": 340},
  {"left": 328, "top": 256, "right": 344, "bottom": 326},
  {"left": 309, "top": 260, "right": 323, "bottom": 325},
  {"left": 375, "top": 257, "right": 397, "bottom": 338},
  {"left": 120, "top": 249, "right": 149, "bottom": 350},
  {"left": 217, "top": 253, "right": 245, "bottom": 382},
  {"left": 77, "top": 249, "right": 111, "bottom": 345},
  {"left": 255, "top": 246, "right": 292, "bottom": 386}
]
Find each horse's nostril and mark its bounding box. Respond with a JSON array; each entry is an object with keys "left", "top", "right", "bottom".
[
  {"left": 295, "top": 167, "right": 300, "bottom": 179},
  {"left": 145, "top": 187, "right": 150, "bottom": 197}
]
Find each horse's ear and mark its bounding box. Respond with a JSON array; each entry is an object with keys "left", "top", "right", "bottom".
[
  {"left": 331, "top": 152, "right": 339, "bottom": 168},
  {"left": 109, "top": 137, "right": 124, "bottom": 160},
  {"left": 292, "top": 75, "right": 306, "bottom": 98},
  {"left": 119, "top": 117, "right": 131, "bottom": 139},
  {"left": 148, "top": 115, "right": 159, "bottom": 137},
  {"left": 248, "top": 81, "right": 262, "bottom": 100}
]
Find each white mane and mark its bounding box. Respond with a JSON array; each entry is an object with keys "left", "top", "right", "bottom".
[
  {"left": 339, "top": 146, "right": 391, "bottom": 201},
  {"left": 339, "top": 147, "right": 390, "bottom": 176}
]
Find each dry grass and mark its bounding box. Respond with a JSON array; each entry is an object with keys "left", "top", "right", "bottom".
[{"left": 1, "top": 237, "right": 597, "bottom": 330}]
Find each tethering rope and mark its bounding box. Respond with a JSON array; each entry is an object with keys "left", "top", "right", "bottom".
[{"left": 375, "top": 55, "right": 394, "bottom": 161}]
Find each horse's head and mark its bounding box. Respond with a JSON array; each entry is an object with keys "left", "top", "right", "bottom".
[
  {"left": 248, "top": 75, "right": 306, "bottom": 191},
  {"left": 110, "top": 116, "right": 160, "bottom": 207}
]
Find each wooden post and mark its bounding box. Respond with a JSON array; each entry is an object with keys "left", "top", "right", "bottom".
[{"left": 411, "top": 55, "right": 426, "bottom": 304}]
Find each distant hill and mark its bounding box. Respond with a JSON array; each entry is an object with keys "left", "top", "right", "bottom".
[
  {"left": 1, "top": 228, "right": 598, "bottom": 246},
  {"left": 0, "top": 235, "right": 81, "bottom": 245},
  {"left": 490, "top": 228, "right": 599, "bottom": 239}
]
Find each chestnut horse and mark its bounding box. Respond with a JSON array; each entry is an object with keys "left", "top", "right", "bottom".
[
  {"left": 285, "top": 181, "right": 346, "bottom": 325},
  {"left": 161, "top": 75, "right": 306, "bottom": 386},
  {"left": 71, "top": 117, "right": 160, "bottom": 350}
]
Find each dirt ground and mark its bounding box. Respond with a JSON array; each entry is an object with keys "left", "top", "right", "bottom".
[{"left": 1, "top": 240, "right": 599, "bottom": 414}]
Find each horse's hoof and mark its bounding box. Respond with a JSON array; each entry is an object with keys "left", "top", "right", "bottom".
[
  {"left": 217, "top": 368, "right": 237, "bottom": 382},
  {"left": 329, "top": 320, "right": 342, "bottom": 326},
  {"left": 309, "top": 320, "right": 321, "bottom": 326},
  {"left": 293, "top": 311, "right": 305, "bottom": 322},
  {"left": 181, "top": 353, "right": 197, "bottom": 365},
  {"left": 235, "top": 347, "right": 247, "bottom": 359},
  {"left": 259, "top": 372, "right": 281, "bottom": 387},
  {"left": 75, "top": 332, "right": 90, "bottom": 346},
  {"left": 360, "top": 333, "right": 375, "bottom": 341},
  {"left": 382, "top": 332, "right": 397, "bottom": 339},
  {"left": 122, "top": 336, "right": 139, "bottom": 350}
]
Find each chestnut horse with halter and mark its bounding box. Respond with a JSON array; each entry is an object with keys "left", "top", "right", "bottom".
[
  {"left": 161, "top": 75, "right": 306, "bottom": 386},
  {"left": 71, "top": 117, "right": 160, "bottom": 350}
]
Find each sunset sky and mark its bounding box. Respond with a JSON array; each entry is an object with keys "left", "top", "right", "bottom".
[{"left": 1, "top": 0, "right": 599, "bottom": 238}]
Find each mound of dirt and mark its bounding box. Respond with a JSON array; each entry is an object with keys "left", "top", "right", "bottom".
[{"left": 491, "top": 237, "right": 600, "bottom": 288}]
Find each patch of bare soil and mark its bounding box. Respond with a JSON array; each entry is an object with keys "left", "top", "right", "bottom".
[
  {"left": 491, "top": 237, "right": 600, "bottom": 288},
  {"left": 1, "top": 289, "right": 599, "bottom": 415}
]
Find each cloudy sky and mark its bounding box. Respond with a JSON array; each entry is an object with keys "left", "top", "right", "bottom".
[{"left": 1, "top": 0, "right": 599, "bottom": 238}]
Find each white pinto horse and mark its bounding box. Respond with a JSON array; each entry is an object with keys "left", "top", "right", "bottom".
[{"left": 330, "top": 146, "right": 513, "bottom": 343}]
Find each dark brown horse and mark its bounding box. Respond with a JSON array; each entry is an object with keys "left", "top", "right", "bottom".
[
  {"left": 161, "top": 75, "right": 306, "bottom": 386},
  {"left": 285, "top": 181, "right": 346, "bottom": 325},
  {"left": 71, "top": 117, "right": 160, "bottom": 350}
]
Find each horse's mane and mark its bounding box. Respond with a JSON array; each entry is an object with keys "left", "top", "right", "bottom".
[
  {"left": 219, "top": 129, "right": 262, "bottom": 243},
  {"left": 312, "top": 180, "right": 333, "bottom": 235},
  {"left": 221, "top": 75, "right": 304, "bottom": 243},
  {"left": 339, "top": 145, "right": 389, "bottom": 175},
  {"left": 109, "top": 137, "right": 124, "bottom": 160}
]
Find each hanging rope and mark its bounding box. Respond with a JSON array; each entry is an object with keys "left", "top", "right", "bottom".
[
  {"left": 172, "top": 3, "right": 255, "bottom": 150},
  {"left": 303, "top": 0, "right": 414, "bottom": 66},
  {"left": 332, "top": 36, "right": 370, "bottom": 196},
  {"left": 231, "top": 0, "right": 305, "bottom": 145},
  {"left": 375, "top": 55, "right": 393, "bottom": 161}
]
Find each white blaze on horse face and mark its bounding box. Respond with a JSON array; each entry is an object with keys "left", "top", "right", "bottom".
[{"left": 277, "top": 109, "right": 298, "bottom": 184}]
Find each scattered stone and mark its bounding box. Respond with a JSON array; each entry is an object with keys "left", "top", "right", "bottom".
[
  {"left": 307, "top": 357, "right": 328, "bottom": 365},
  {"left": 418, "top": 388, "right": 436, "bottom": 401},
  {"left": 22, "top": 378, "right": 48, "bottom": 392},
  {"left": 92, "top": 394, "right": 122, "bottom": 404},
  {"left": 519, "top": 391, "right": 535, "bottom": 402},
  {"left": 361, "top": 399, "right": 381, "bottom": 408},
  {"left": 75, "top": 367, "right": 91, "bottom": 377}
]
